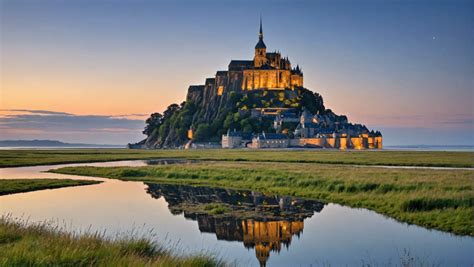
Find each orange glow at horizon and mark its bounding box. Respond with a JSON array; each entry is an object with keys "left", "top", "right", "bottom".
[{"left": 1, "top": 68, "right": 187, "bottom": 116}]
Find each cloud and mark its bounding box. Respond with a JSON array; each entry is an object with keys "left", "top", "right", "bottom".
[
  {"left": 1, "top": 109, "right": 74, "bottom": 116},
  {"left": 437, "top": 117, "right": 474, "bottom": 126},
  {"left": 109, "top": 113, "right": 149, "bottom": 120},
  {"left": 0, "top": 109, "right": 146, "bottom": 144},
  {"left": 110, "top": 113, "right": 149, "bottom": 117}
]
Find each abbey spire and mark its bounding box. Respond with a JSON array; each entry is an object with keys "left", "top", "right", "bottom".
[{"left": 254, "top": 16, "right": 267, "bottom": 67}]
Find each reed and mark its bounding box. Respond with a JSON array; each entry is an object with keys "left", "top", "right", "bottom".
[{"left": 0, "top": 216, "right": 224, "bottom": 267}]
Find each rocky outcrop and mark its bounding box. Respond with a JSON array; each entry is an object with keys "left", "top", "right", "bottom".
[{"left": 130, "top": 84, "right": 335, "bottom": 149}]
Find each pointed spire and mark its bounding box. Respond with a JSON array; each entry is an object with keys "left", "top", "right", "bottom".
[{"left": 255, "top": 14, "right": 266, "bottom": 50}]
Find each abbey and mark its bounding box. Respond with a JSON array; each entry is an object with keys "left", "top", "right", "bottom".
[
  {"left": 239, "top": 18, "right": 303, "bottom": 90},
  {"left": 210, "top": 18, "right": 303, "bottom": 96}
]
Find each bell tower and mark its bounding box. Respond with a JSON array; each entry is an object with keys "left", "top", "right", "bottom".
[{"left": 254, "top": 16, "right": 267, "bottom": 68}]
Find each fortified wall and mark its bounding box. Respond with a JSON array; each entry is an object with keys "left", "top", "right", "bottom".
[{"left": 289, "top": 135, "right": 383, "bottom": 150}]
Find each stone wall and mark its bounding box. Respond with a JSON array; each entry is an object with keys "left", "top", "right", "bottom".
[
  {"left": 222, "top": 135, "right": 242, "bottom": 149},
  {"left": 288, "top": 136, "right": 382, "bottom": 150},
  {"left": 251, "top": 138, "right": 289, "bottom": 149},
  {"left": 291, "top": 74, "right": 303, "bottom": 88},
  {"left": 242, "top": 69, "right": 293, "bottom": 90}
]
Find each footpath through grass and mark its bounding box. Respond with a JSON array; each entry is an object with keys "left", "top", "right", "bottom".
[
  {"left": 1, "top": 149, "right": 473, "bottom": 168},
  {"left": 0, "top": 179, "right": 101, "bottom": 196},
  {"left": 0, "top": 217, "right": 223, "bottom": 267},
  {"left": 52, "top": 161, "right": 474, "bottom": 236}
]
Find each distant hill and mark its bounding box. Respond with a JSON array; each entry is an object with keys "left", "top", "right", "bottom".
[{"left": 0, "top": 140, "right": 123, "bottom": 148}]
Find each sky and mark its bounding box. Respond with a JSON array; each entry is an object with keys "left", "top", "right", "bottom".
[{"left": 1, "top": 0, "right": 473, "bottom": 145}]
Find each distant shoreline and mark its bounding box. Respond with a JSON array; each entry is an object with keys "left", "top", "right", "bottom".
[
  {"left": 0, "top": 140, "right": 123, "bottom": 149},
  {"left": 383, "top": 145, "right": 474, "bottom": 152},
  {"left": 0, "top": 146, "right": 125, "bottom": 150}
]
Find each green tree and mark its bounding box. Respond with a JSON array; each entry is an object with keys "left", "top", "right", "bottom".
[
  {"left": 143, "top": 113, "right": 163, "bottom": 136},
  {"left": 240, "top": 118, "right": 253, "bottom": 132},
  {"left": 194, "top": 123, "right": 211, "bottom": 141},
  {"left": 233, "top": 112, "right": 241, "bottom": 122},
  {"left": 223, "top": 113, "right": 234, "bottom": 130}
]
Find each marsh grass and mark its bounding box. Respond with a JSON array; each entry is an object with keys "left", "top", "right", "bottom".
[
  {"left": 0, "top": 216, "right": 224, "bottom": 267},
  {"left": 1, "top": 149, "right": 473, "bottom": 168},
  {"left": 203, "top": 203, "right": 232, "bottom": 215},
  {"left": 52, "top": 161, "right": 474, "bottom": 236},
  {"left": 0, "top": 179, "right": 102, "bottom": 196}
]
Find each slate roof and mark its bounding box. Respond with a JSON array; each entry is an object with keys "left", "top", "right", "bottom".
[
  {"left": 316, "top": 128, "right": 336, "bottom": 135},
  {"left": 226, "top": 131, "right": 253, "bottom": 140},
  {"left": 255, "top": 38, "right": 266, "bottom": 49},
  {"left": 228, "top": 60, "right": 253, "bottom": 71},
  {"left": 257, "top": 133, "right": 288, "bottom": 140}
]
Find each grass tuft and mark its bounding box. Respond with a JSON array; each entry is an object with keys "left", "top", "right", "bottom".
[{"left": 0, "top": 216, "right": 225, "bottom": 267}]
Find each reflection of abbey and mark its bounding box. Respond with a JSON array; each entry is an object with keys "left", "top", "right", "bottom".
[{"left": 146, "top": 183, "right": 324, "bottom": 267}]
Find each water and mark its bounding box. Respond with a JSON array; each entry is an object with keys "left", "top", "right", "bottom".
[
  {"left": 384, "top": 145, "right": 474, "bottom": 152},
  {"left": 0, "top": 160, "right": 473, "bottom": 266}
]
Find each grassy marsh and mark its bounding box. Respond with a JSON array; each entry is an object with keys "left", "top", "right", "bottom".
[
  {"left": 52, "top": 161, "right": 474, "bottom": 236},
  {"left": 0, "top": 149, "right": 473, "bottom": 168},
  {"left": 0, "top": 179, "right": 101, "bottom": 196}
]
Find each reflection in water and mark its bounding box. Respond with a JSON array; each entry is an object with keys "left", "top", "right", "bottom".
[{"left": 146, "top": 183, "right": 324, "bottom": 266}]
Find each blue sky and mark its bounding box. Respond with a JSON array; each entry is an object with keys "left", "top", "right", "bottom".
[{"left": 1, "top": 0, "right": 473, "bottom": 145}]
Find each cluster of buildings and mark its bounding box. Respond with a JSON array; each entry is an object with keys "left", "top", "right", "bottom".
[{"left": 222, "top": 109, "right": 382, "bottom": 149}]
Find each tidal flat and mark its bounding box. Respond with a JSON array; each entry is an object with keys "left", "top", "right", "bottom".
[{"left": 52, "top": 160, "right": 474, "bottom": 236}]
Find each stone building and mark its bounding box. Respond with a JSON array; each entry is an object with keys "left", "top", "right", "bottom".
[
  {"left": 242, "top": 18, "right": 303, "bottom": 91},
  {"left": 250, "top": 133, "right": 289, "bottom": 149},
  {"left": 291, "top": 111, "right": 383, "bottom": 149},
  {"left": 222, "top": 130, "right": 252, "bottom": 148},
  {"left": 273, "top": 110, "right": 299, "bottom": 131},
  {"left": 191, "top": 18, "right": 304, "bottom": 101}
]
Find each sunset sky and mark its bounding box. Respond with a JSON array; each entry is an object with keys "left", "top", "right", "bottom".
[{"left": 1, "top": 0, "right": 473, "bottom": 145}]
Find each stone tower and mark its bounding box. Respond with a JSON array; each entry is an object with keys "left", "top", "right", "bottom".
[{"left": 254, "top": 16, "right": 267, "bottom": 68}]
